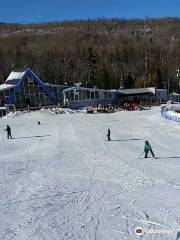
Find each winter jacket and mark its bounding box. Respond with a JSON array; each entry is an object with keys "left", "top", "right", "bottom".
[{"left": 144, "top": 143, "right": 151, "bottom": 152}]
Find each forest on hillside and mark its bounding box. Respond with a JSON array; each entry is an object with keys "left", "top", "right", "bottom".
[{"left": 0, "top": 18, "right": 180, "bottom": 92}]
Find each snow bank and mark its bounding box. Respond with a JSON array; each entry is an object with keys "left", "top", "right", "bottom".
[
  {"left": 161, "top": 104, "right": 180, "bottom": 122},
  {"left": 48, "top": 107, "right": 86, "bottom": 114},
  {"left": 5, "top": 111, "right": 23, "bottom": 118}
]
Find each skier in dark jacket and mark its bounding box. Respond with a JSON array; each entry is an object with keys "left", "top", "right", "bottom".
[
  {"left": 5, "top": 125, "right": 12, "bottom": 139},
  {"left": 107, "top": 129, "right": 111, "bottom": 141},
  {"left": 144, "top": 140, "right": 155, "bottom": 158}
]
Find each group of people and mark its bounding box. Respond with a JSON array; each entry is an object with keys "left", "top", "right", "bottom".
[
  {"left": 4, "top": 121, "right": 154, "bottom": 159},
  {"left": 107, "top": 129, "right": 155, "bottom": 159}
]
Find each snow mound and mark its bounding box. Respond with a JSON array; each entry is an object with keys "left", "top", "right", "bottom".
[
  {"left": 5, "top": 111, "right": 23, "bottom": 118},
  {"left": 48, "top": 107, "right": 86, "bottom": 114},
  {"left": 161, "top": 109, "right": 180, "bottom": 122},
  {"left": 161, "top": 104, "right": 180, "bottom": 122}
]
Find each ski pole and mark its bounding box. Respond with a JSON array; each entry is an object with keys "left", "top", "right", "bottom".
[{"left": 136, "top": 151, "right": 144, "bottom": 160}]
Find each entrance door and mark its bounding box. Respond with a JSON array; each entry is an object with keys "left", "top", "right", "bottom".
[{"left": 25, "top": 97, "right": 31, "bottom": 106}]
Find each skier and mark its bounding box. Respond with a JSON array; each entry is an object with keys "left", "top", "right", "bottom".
[
  {"left": 4, "top": 125, "right": 12, "bottom": 139},
  {"left": 144, "top": 140, "right": 155, "bottom": 158},
  {"left": 38, "top": 121, "right": 41, "bottom": 125},
  {"left": 107, "top": 129, "right": 111, "bottom": 141}
]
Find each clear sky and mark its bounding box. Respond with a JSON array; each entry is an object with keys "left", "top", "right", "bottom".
[{"left": 0, "top": 0, "right": 180, "bottom": 23}]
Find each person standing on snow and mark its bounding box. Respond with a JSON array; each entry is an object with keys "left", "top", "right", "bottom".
[
  {"left": 144, "top": 140, "right": 155, "bottom": 158},
  {"left": 4, "top": 125, "right": 12, "bottom": 139},
  {"left": 107, "top": 129, "right": 111, "bottom": 141}
]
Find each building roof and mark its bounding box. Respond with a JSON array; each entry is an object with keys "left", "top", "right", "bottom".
[
  {"left": 63, "top": 86, "right": 112, "bottom": 92},
  {"left": 5, "top": 71, "right": 25, "bottom": 85},
  {"left": 0, "top": 84, "right": 15, "bottom": 91},
  {"left": 6, "top": 68, "right": 57, "bottom": 104},
  {"left": 116, "top": 87, "right": 155, "bottom": 95},
  {"left": 0, "top": 106, "right": 7, "bottom": 110}
]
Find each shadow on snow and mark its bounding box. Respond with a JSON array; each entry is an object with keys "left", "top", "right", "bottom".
[
  {"left": 12, "top": 135, "right": 51, "bottom": 139},
  {"left": 157, "top": 156, "right": 180, "bottom": 159},
  {"left": 110, "top": 138, "right": 143, "bottom": 142},
  {"left": 140, "top": 156, "right": 180, "bottom": 159}
]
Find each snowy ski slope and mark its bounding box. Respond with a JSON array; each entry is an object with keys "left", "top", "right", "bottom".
[{"left": 0, "top": 107, "right": 179, "bottom": 240}]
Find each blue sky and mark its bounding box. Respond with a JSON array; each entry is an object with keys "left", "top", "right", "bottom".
[{"left": 0, "top": 0, "right": 180, "bottom": 23}]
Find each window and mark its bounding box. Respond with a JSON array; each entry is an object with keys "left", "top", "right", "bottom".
[
  {"left": 40, "top": 95, "right": 45, "bottom": 102},
  {"left": 70, "top": 90, "right": 74, "bottom": 100},
  {"left": 0, "top": 91, "right": 4, "bottom": 97},
  {"left": 104, "top": 91, "right": 108, "bottom": 98},
  {"left": 29, "top": 86, "right": 34, "bottom": 95},
  {"left": 5, "top": 89, "right": 10, "bottom": 96},
  {"left": 10, "top": 88, "right": 14, "bottom": 94},
  {"left": 48, "top": 86, "right": 53, "bottom": 91},
  {"left": 95, "top": 91, "right": 99, "bottom": 99},
  {"left": 28, "top": 78, "right": 34, "bottom": 86},
  {"left": 53, "top": 87, "right": 58, "bottom": 93},
  {"left": 83, "top": 90, "right": 86, "bottom": 100},
  {"left": 15, "top": 95, "right": 20, "bottom": 103},
  {"left": 19, "top": 88, "right": 23, "bottom": 95},
  {"left": 24, "top": 85, "right": 29, "bottom": 94},
  {"left": 79, "top": 90, "right": 83, "bottom": 100},
  {"left": 91, "top": 91, "right": 94, "bottom": 99},
  {"left": 34, "top": 86, "right": 39, "bottom": 94},
  {"left": 86, "top": 90, "right": 90, "bottom": 99},
  {"left": 108, "top": 92, "right": 112, "bottom": 98},
  {"left": 75, "top": 94, "right": 79, "bottom": 100},
  {"left": 66, "top": 91, "right": 70, "bottom": 99}
]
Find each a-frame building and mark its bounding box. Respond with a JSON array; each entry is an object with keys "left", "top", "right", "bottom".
[{"left": 0, "top": 68, "right": 62, "bottom": 108}]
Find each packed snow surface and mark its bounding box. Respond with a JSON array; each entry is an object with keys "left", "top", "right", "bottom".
[{"left": 0, "top": 107, "right": 180, "bottom": 240}]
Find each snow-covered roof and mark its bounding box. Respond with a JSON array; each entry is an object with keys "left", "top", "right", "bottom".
[
  {"left": 64, "top": 87, "right": 156, "bottom": 95},
  {"left": 74, "top": 82, "right": 83, "bottom": 87},
  {"left": 116, "top": 87, "right": 155, "bottom": 95},
  {"left": 5, "top": 71, "right": 25, "bottom": 85},
  {"left": 63, "top": 86, "right": 112, "bottom": 92},
  {"left": 46, "top": 83, "right": 67, "bottom": 88},
  {"left": 0, "top": 106, "right": 7, "bottom": 110},
  {"left": 0, "top": 107, "right": 7, "bottom": 111},
  {"left": 0, "top": 84, "right": 15, "bottom": 91}
]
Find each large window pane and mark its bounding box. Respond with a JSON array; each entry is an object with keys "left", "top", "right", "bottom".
[
  {"left": 104, "top": 92, "right": 108, "bottom": 98},
  {"left": 86, "top": 90, "right": 90, "bottom": 99},
  {"left": 108, "top": 92, "right": 112, "bottom": 98},
  {"left": 95, "top": 91, "right": 99, "bottom": 99},
  {"left": 70, "top": 90, "right": 74, "bottom": 100},
  {"left": 91, "top": 91, "right": 94, "bottom": 99},
  {"left": 79, "top": 90, "right": 83, "bottom": 100}
]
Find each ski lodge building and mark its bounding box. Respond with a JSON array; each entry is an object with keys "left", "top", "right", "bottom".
[
  {"left": 115, "top": 88, "right": 167, "bottom": 104},
  {"left": 0, "top": 68, "right": 167, "bottom": 111},
  {"left": 0, "top": 68, "right": 65, "bottom": 108}
]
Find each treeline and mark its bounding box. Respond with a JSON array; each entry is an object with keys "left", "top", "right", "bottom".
[{"left": 0, "top": 18, "right": 180, "bottom": 91}]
